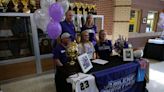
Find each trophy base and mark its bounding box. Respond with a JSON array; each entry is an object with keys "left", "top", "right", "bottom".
[
  {"left": 64, "top": 62, "right": 81, "bottom": 76},
  {"left": 69, "top": 61, "right": 76, "bottom": 66}
]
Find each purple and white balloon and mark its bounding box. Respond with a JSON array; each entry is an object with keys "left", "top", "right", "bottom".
[
  {"left": 47, "top": 21, "right": 62, "bottom": 39},
  {"left": 34, "top": 8, "right": 50, "bottom": 32},
  {"left": 40, "top": 0, "right": 56, "bottom": 9}
]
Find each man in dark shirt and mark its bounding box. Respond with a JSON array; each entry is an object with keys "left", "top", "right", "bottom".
[
  {"left": 53, "top": 32, "right": 72, "bottom": 92},
  {"left": 52, "top": 32, "right": 71, "bottom": 66},
  {"left": 60, "top": 10, "right": 76, "bottom": 41}
]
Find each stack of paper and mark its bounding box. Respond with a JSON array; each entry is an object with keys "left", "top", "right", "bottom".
[{"left": 92, "top": 59, "right": 109, "bottom": 65}]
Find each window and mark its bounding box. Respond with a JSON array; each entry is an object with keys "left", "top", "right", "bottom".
[
  {"left": 129, "top": 9, "right": 141, "bottom": 32},
  {"left": 146, "top": 11, "right": 158, "bottom": 32},
  {"left": 0, "top": 16, "right": 34, "bottom": 60}
]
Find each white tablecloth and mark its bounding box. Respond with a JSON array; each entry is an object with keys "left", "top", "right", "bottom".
[{"left": 148, "top": 39, "right": 164, "bottom": 44}]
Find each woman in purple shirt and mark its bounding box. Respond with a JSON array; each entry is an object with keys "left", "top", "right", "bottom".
[{"left": 81, "top": 14, "right": 97, "bottom": 45}]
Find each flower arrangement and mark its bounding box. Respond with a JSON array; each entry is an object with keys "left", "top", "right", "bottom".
[{"left": 114, "top": 35, "right": 129, "bottom": 55}]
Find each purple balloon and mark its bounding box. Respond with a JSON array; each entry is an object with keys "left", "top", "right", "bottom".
[
  {"left": 49, "top": 3, "right": 64, "bottom": 22},
  {"left": 47, "top": 21, "right": 62, "bottom": 39}
]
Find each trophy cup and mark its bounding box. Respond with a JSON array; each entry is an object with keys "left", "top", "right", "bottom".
[
  {"left": 83, "top": 3, "right": 87, "bottom": 15},
  {"left": 69, "top": 3, "right": 74, "bottom": 10},
  {"left": 30, "top": 0, "right": 36, "bottom": 10},
  {"left": 1, "top": 0, "right": 10, "bottom": 12},
  {"left": 76, "top": 3, "right": 81, "bottom": 14},
  {"left": 88, "top": 4, "right": 92, "bottom": 14},
  {"left": 92, "top": 4, "right": 96, "bottom": 14},
  {"left": 12, "top": 0, "right": 19, "bottom": 12},
  {"left": 66, "top": 42, "right": 78, "bottom": 66},
  {"left": 0, "top": 0, "right": 2, "bottom": 6},
  {"left": 21, "top": 0, "right": 30, "bottom": 13},
  {"left": 73, "top": 2, "right": 78, "bottom": 14}
]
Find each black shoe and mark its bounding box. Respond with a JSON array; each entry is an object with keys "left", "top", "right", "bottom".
[{"left": 145, "top": 88, "right": 148, "bottom": 92}]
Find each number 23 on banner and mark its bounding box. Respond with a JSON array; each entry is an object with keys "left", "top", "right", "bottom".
[{"left": 80, "top": 80, "right": 89, "bottom": 90}]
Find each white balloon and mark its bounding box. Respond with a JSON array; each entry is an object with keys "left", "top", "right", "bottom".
[
  {"left": 34, "top": 9, "right": 51, "bottom": 33},
  {"left": 58, "top": 0, "right": 69, "bottom": 13},
  {"left": 133, "top": 50, "right": 143, "bottom": 59},
  {"left": 40, "top": 0, "right": 56, "bottom": 9}
]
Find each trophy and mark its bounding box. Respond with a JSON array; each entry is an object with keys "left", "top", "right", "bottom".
[
  {"left": 12, "top": 0, "right": 19, "bottom": 12},
  {"left": 0, "top": 0, "right": 2, "bottom": 6},
  {"left": 66, "top": 42, "right": 78, "bottom": 66},
  {"left": 88, "top": 4, "right": 92, "bottom": 14},
  {"left": 76, "top": 3, "right": 82, "bottom": 14},
  {"left": 21, "top": 0, "right": 30, "bottom": 13},
  {"left": 69, "top": 3, "right": 74, "bottom": 10},
  {"left": 1, "top": 0, "right": 10, "bottom": 12},
  {"left": 73, "top": 2, "right": 78, "bottom": 14},
  {"left": 83, "top": 3, "right": 87, "bottom": 15},
  {"left": 30, "top": 0, "right": 36, "bottom": 10}
]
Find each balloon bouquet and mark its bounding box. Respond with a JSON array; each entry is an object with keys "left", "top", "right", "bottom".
[{"left": 34, "top": 0, "right": 69, "bottom": 40}]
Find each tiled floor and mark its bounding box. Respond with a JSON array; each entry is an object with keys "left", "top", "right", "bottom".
[
  {"left": 146, "top": 60, "right": 164, "bottom": 92},
  {"left": 0, "top": 59, "right": 164, "bottom": 92},
  {"left": 1, "top": 72, "right": 56, "bottom": 92}
]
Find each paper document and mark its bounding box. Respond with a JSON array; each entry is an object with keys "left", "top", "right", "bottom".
[{"left": 92, "top": 59, "right": 109, "bottom": 65}]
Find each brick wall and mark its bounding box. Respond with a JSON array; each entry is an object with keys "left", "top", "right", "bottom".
[{"left": 95, "top": 0, "right": 114, "bottom": 35}]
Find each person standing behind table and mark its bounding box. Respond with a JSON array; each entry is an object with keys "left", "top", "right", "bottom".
[
  {"left": 52, "top": 32, "right": 72, "bottom": 92},
  {"left": 60, "top": 10, "right": 76, "bottom": 41},
  {"left": 81, "top": 14, "right": 97, "bottom": 46},
  {"left": 95, "top": 30, "right": 112, "bottom": 61},
  {"left": 78, "top": 31, "right": 96, "bottom": 60}
]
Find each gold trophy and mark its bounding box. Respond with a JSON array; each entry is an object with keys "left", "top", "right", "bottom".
[
  {"left": 21, "top": 0, "right": 30, "bottom": 13},
  {"left": 88, "top": 4, "right": 92, "bottom": 14},
  {"left": 69, "top": 3, "right": 74, "bottom": 10},
  {"left": 0, "top": 0, "right": 2, "bottom": 6},
  {"left": 12, "top": 0, "right": 19, "bottom": 12},
  {"left": 74, "top": 2, "right": 78, "bottom": 14},
  {"left": 1, "top": 0, "right": 10, "bottom": 12},
  {"left": 30, "top": 0, "right": 36, "bottom": 10},
  {"left": 83, "top": 3, "right": 87, "bottom": 15},
  {"left": 66, "top": 42, "right": 78, "bottom": 66},
  {"left": 76, "top": 3, "right": 81, "bottom": 14}
]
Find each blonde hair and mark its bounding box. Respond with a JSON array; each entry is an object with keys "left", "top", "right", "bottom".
[
  {"left": 80, "top": 31, "right": 89, "bottom": 43},
  {"left": 80, "top": 31, "right": 92, "bottom": 53}
]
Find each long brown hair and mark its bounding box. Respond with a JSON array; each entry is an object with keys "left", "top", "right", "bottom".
[
  {"left": 85, "top": 14, "right": 94, "bottom": 28},
  {"left": 98, "top": 30, "right": 107, "bottom": 45}
]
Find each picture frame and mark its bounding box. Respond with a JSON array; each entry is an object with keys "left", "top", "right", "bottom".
[
  {"left": 123, "top": 48, "right": 134, "bottom": 61},
  {"left": 77, "top": 53, "right": 93, "bottom": 73},
  {"left": 142, "top": 17, "right": 147, "bottom": 23}
]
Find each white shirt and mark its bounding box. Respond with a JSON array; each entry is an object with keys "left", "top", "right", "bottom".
[
  {"left": 78, "top": 42, "right": 95, "bottom": 59},
  {"left": 67, "top": 73, "right": 99, "bottom": 92}
]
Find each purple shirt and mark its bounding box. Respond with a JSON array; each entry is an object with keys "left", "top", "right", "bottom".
[
  {"left": 60, "top": 20, "right": 76, "bottom": 41},
  {"left": 52, "top": 44, "right": 68, "bottom": 64},
  {"left": 95, "top": 40, "right": 112, "bottom": 60}
]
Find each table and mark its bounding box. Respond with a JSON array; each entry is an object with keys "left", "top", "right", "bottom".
[
  {"left": 143, "top": 42, "right": 164, "bottom": 61},
  {"left": 55, "top": 56, "right": 146, "bottom": 92}
]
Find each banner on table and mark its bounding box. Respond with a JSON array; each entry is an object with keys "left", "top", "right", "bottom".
[{"left": 92, "top": 62, "right": 139, "bottom": 92}]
